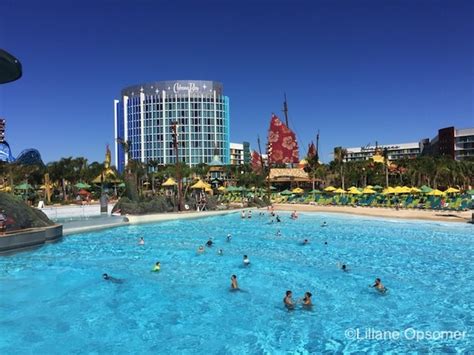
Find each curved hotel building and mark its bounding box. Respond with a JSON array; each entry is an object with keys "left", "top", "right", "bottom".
[{"left": 114, "top": 80, "right": 230, "bottom": 172}]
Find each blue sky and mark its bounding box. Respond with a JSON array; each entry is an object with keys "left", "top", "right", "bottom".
[{"left": 0, "top": 0, "right": 472, "bottom": 163}]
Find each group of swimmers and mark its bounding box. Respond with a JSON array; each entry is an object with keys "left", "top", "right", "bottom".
[{"left": 103, "top": 208, "right": 388, "bottom": 303}]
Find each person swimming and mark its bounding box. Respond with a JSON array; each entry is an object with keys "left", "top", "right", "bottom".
[
  {"left": 283, "top": 290, "right": 295, "bottom": 309},
  {"left": 206, "top": 238, "right": 213, "bottom": 247},
  {"left": 230, "top": 274, "right": 239, "bottom": 290},
  {"left": 276, "top": 230, "right": 281, "bottom": 237},
  {"left": 341, "top": 264, "right": 348, "bottom": 272},
  {"left": 371, "top": 278, "right": 387, "bottom": 293},
  {"left": 102, "top": 273, "right": 123, "bottom": 283},
  {"left": 243, "top": 255, "right": 250, "bottom": 266},
  {"left": 276, "top": 216, "right": 281, "bottom": 223},
  {"left": 241, "top": 211, "right": 246, "bottom": 219},
  {"left": 218, "top": 249, "right": 223, "bottom": 256},
  {"left": 291, "top": 210, "right": 298, "bottom": 219},
  {"left": 226, "top": 234, "right": 232, "bottom": 242},
  {"left": 302, "top": 239, "right": 309, "bottom": 245},
  {"left": 151, "top": 261, "right": 161, "bottom": 272},
  {"left": 321, "top": 221, "right": 327, "bottom": 227},
  {"left": 139, "top": 237, "right": 145, "bottom": 245},
  {"left": 301, "top": 291, "right": 312, "bottom": 307},
  {"left": 247, "top": 210, "right": 252, "bottom": 219},
  {"left": 197, "top": 245, "right": 205, "bottom": 254}
]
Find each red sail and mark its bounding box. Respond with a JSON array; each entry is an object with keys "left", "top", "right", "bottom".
[
  {"left": 267, "top": 113, "right": 299, "bottom": 164},
  {"left": 251, "top": 150, "right": 262, "bottom": 173}
]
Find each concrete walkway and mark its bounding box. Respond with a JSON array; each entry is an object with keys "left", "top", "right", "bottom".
[{"left": 62, "top": 209, "right": 244, "bottom": 236}]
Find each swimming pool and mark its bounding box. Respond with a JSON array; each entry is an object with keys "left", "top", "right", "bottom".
[{"left": 1, "top": 211, "right": 473, "bottom": 353}]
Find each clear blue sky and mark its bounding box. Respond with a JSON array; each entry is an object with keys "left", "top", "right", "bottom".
[{"left": 0, "top": 0, "right": 472, "bottom": 163}]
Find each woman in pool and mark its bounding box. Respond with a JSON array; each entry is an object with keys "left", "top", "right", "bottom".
[
  {"left": 206, "top": 238, "right": 213, "bottom": 247},
  {"left": 302, "top": 239, "right": 309, "bottom": 245},
  {"left": 218, "top": 249, "right": 223, "bottom": 256},
  {"left": 227, "top": 234, "right": 232, "bottom": 242},
  {"left": 230, "top": 275, "right": 239, "bottom": 290},
  {"left": 243, "top": 255, "right": 250, "bottom": 266},
  {"left": 291, "top": 210, "right": 298, "bottom": 219},
  {"left": 371, "top": 278, "right": 387, "bottom": 293},
  {"left": 241, "top": 211, "right": 246, "bottom": 219},
  {"left": 197, "top": 246, "right": 205, "bottom": 254},
  {"left": 283, "top": 290, "right": 295, "bottom": 309},
  {"left": 139, "top": 237, "right": 145, "bottom": 245},
  {"left": 300, "top": 291, "right": 312, "bottom": 307}
]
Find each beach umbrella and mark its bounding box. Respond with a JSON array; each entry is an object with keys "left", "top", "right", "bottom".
[
  {"left": 420, "top": 185, "right": 433, "bottom": 194},
  {"left": 269, "top": 186, "right": 277, "bottom": 190},
  {"left": 382, "top": 187, "right": 396, "bottom": 195},
  {"left": 366, "top": 185, "right": 374, "bottom": 189},
  {"left": 292, "top": 187, "right": 304, "bottom": 194},
  {"left": 162, "top": 177, "right": 177, "bottom": 187},
  {"left": 373, "top": 185, "right": 383, "bottom": 190},
  {"left": 362, "top": 187, "right": 376, "bottom": 194},
  {"left": 78, "top": 189, "right": 91, "bottom": 196},
  {"left": 410, "top": 187, "right": 421, "bottom": 193},
  {"left": 15, "top": 183, "right": 33, "bottom": 190},
  {"left": 190, "top": 179, "right": 210, "bottom": 189},
  {"left": 280, "top": 189, "right": 293, "bottom": 195},
  {"left": 118, "top": 182, "right": 126, "bottom": 188},
  {"left": 427, "top": 189, "right": 445, "bottom": 196},
  {"left": 349, "top": 189, "right": 362, "bottom": 195},
  {"left": 466, "top": 189, "right": 474, "bottom": 195},
  {"left": 333, "top": 188, "right": 346, "bottom": 194},
  {"left": 74, "top": 182, "right": 91, "bottom": 189},
  {"left": 324, "top": 186, "right": 336, "bottom": 192},
  {"left": 444, "top": 187, "right": 460, "bottom": 194},
  {"left": 309, "top": 189, "right": 321, "bottom": 194},
  {"left": 0, "top": 185, "right": 12, "bottom": 192}
]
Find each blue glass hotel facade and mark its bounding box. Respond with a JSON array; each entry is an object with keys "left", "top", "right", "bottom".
[{"left": 114, "top": 80, "right": 230, "bottom": 172}]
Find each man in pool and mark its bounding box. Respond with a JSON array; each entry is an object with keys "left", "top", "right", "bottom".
[
  {"left": 102, "top": 273, "right": 123, "bottom": 283},
  {"left": 283, "top": 290, "right": 295, "bottom": 309},
  {"left": 151, "top": 262, "right": 161, "bottom": 272},
  {"left": 227, "top": 234, "right": 232, "bottom": 242},
  {"left": 241, "top": 211, "right": 246, "bottom": 219},
  {"left": 197, "top": 245, "right": 205, "bottom": 254},
  {"left": 321, "top": 221, "right": 327, "bottom": 227},
  {"left": 371, "top": 278, "right": 387, "bottom": 293},
  {"left": 230, "top": 275, "right": 239, "bottom": 290},
  {"left": 302, "top": 239, "right": 309, "bottom": 245},
  {"left": 218, "top": 249, "right": 223, "bottom": 256},
  {"left": 341, "top": 264, "right": 348, "bottom": 272},
  {"left": 276, "top": 215, "right": 281, "bottom": 223},
  {"left": 139, "top": 237, "right": 145, "bottom": 245},
  {"left": 206, "top": 238, "right": 213, "bottom": 247}
]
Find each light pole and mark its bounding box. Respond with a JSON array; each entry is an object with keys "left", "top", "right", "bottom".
[{"left": 171, "top": 122, "right": 183, "bottom": 212}]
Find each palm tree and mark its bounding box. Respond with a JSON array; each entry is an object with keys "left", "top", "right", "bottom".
[{"left": 333, "top": 147, "right": 347, "bottom": 189}]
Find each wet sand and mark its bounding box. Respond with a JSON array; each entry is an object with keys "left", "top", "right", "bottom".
[{"left": 273, "top": 203, "right": 473, "bottom": 224}]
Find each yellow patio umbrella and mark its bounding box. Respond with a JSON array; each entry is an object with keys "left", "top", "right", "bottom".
[
  {"left": 444, "top": 187, "right": 460, "bottom": 194},
  {"left": 362, "top": 187, "right": 376, "bottom": 194},
  {"left": 191, "top": 179, "right": 210, "bottom": 189},
  {"left": 218, "top": 186, "right": 227, "bottom": 192},
  {"left": 333, "top": 188, "right": 346, "bottom": 193},
  {"left": 292, "top": 187, "right": 304, "bottom": 194},
  {"left": 366, "top": 185, "right": 374, "bottom": 189},
  {"left": 205, "top": 187, "right": 213, "bottom": 193},
  {"left": 349, "top": 189, "right": 362, "bottom": 195},
  {"left": 410, "top": 187, "right": 421, "bottom": 193},
  {"left": 427, "top": 189, "right": 445, "bottom": 196},
  {"left": 162, "top": 177, "right": 177, "bottom": 187},
  {"left": 0, "top": 185, "right": 12, "bottom": 192},
  {"left": 348, "top": 186, "right": 358, "bottom": 191},
  {"left": 382, "top": 187, "right": 396, "bottom": 194},
  {"left": 324, "top": 186, "right": 336, "bottom": 192},
  {"left": 393, "top": 186, "right": 408, "bottom": 194}
]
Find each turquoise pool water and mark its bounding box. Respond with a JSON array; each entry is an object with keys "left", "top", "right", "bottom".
[{"left": 1, "top": 211, "right": 473, "bottom": 353}]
